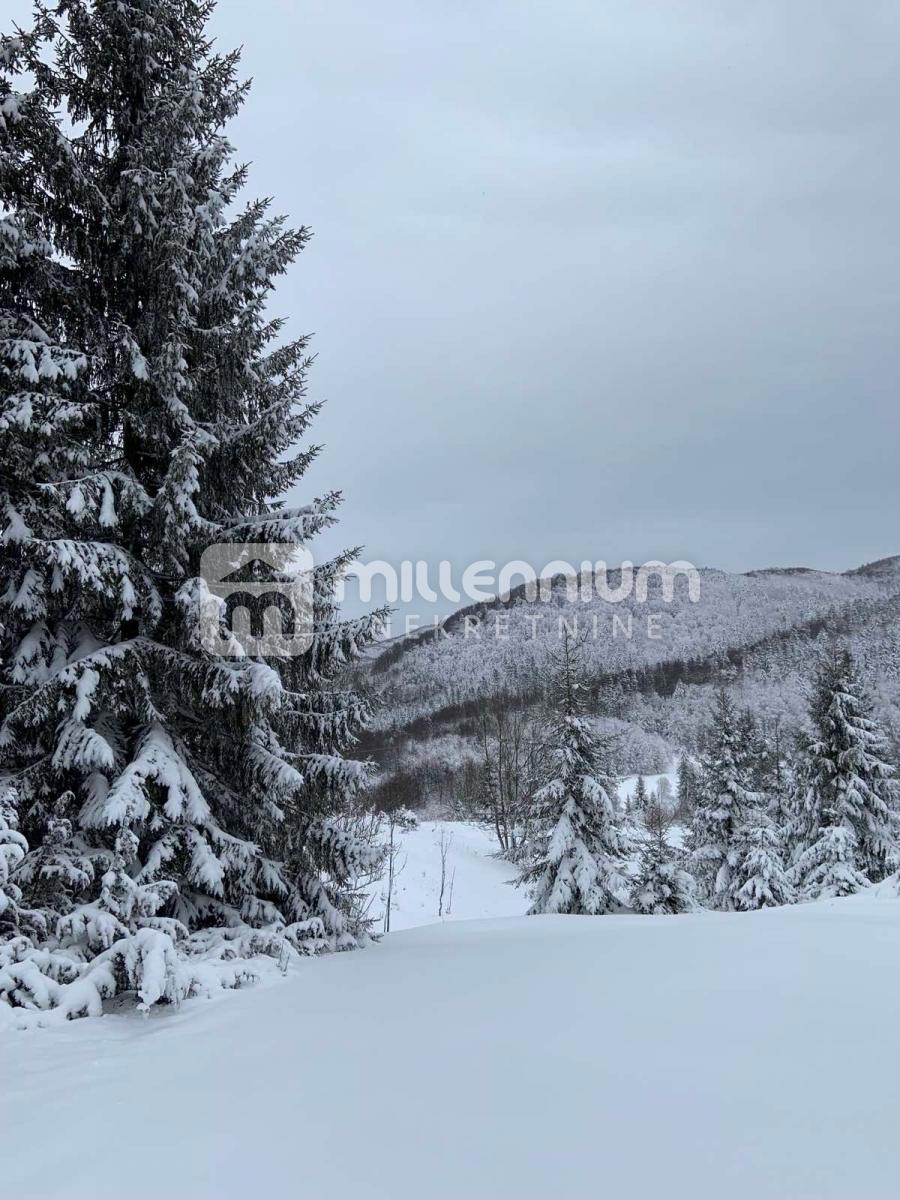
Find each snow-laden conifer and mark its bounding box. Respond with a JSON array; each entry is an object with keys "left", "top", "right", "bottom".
[
  {"left": 518, "top": 634, "right": 629, "bottom": 915},
  {"left": 0, "top": 0, "right": 383, "bottom": 1017},
  {"left": 630, "top": 774, "right": 648, "bottom": 818},
  {"left": 631, "top": 791, "right": 694, "bottom": 915},
  {"left": 790, "top": 648, "right": 897, "bottom": 898},
  {"left": 730, "top": 807, "right": 793, "bottom": 910},
  {"left": 688, "top": 690, "right": 751, "bottom": 909},
  {"left": 0, "top": 788, "right": 28, "bottom": 937},
  {"left": 675, "top": 753, "right": 698, "bottom": 819}
]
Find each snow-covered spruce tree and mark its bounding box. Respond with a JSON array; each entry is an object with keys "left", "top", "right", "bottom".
[
  {"left": 789, "top": 648, "right": 897, "bottom": 899},
  {"left": 766, "top": 728, "right": 797, "bottom": 847},
  {"left": 675, "top": 753, "right": 698, "bottom": 819},
  {"left": 688, "top": 690, "right": 751, "bottom": 909},
  {"left": 0, "top": 788, "right": 29, "bottom": 937},
  {"left": 729, "top": 806, "right": 793, "bottom": 911},
  {"left": 518, "top": 633, "right": 630, "bottom": 915},
  {"left": 736, "top": 709, "right": 764, "bottom": 787},
  {"left": 0, "top": 786, "right": 90, "bottom": 1009},
  {"left": 0, "top": 1, "right": 383, "bottom": 1018},
  {"left": 630, "top": 773, "right": 648, "bottom": 819},
  {"left": 631, "top": 791, "right": 694, "bottom": 915}
]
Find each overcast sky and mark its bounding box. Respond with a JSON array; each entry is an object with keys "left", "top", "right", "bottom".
[{"left": 11, "top": 1, "right": 900, "bottom": 603}]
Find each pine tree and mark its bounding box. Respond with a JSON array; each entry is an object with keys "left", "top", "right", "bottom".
[
  {"left": 730, "top": 806, "right": 793, "bottom": 911},
  {"left": 675, "top": 753, "right": 698, "bottom": 819},
  {"left": 761, "top": 718, "right": 790, "bottom": 798},
  {"left": 790, "top": 648, "right": 897, "bottom": 899},
  {"left": 767, "top": 725, "right": 797, "bottom": 840},
  {"left": 0, "top": 786, "right": 86, "bottom": 1010},
  {"left": 0, "top": 788, "right": 28, "bottom": 938},
  {"left": 742, "top": 710, "right": 783, "bottom": 799},
  {"left": 0, "top": 1, "right": 383, "bottom": 1017},
  {"left": 688, "top": 690, "right": 751, "bottom": 909},
  {"left": 631, "top": 774, "right": 648, "bottom": 818},
  {"left": 518, "top": 634, "right": 629, "bottom": 915},
  {"left": 631, "top": 791, "right": 694, "bottom": 915}
]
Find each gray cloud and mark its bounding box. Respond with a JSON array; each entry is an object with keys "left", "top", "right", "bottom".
[{"left": 8, "top": 0, "right": 900, "bottom": 606}]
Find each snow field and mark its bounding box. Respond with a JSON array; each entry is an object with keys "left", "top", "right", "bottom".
[{"left": 4, "top": 893, "right": 900, "bottom": 1199}]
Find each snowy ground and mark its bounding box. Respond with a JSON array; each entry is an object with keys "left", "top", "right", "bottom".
[
  {"left": 619, "top": 768, "right": 679, "bottom": 805},
  {"left": 5, "top": 802, "right": 899, "bottom": 1197},
  {"left": 365, "top": 819, "right": 524, "bottom": 930},
  {"left": 4, "top": 888, "right": 900, "bottom": 1198}
]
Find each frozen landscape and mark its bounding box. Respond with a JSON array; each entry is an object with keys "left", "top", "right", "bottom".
[
  {"left": 4, "top": 820, "right": 900, "bottom": 1199},
  {"left": 3, "top": 0, "right": 900, "bottom": 1195}
]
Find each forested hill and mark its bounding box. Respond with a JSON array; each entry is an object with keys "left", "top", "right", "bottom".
[{"left": 359, "top": 556, "right": 900, "bottom": 795}]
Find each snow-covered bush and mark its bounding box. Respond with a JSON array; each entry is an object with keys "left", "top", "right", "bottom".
[{"left": 632, "top": 845, "right": 695, "bottom": 915}]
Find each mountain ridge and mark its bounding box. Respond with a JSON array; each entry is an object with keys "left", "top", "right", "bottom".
[{"left": 359, "top": 553, "right": 900, "bottom": 794}]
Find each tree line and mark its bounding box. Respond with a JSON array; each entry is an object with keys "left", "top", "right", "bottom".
[{"left": 501, "top": 636, "right": 897, "bottom": 916}]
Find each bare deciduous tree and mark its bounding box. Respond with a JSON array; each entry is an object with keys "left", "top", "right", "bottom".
[
  {"left": 468, "top": 705, "right": 547, "bottom": 859},
  {"left": 382, "top": 809, "right": 409, "bottom": 934},
  {"left": 437, "top": 828, "right": 453, "bottom": 918}
]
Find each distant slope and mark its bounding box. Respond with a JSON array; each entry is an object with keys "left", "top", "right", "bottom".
[{"left": 362, "top": 556, "right": 900, "bottom": 744}]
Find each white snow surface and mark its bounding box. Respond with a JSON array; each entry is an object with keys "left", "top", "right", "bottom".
[
  {"left": 4, "top": 876, "right": 900, "bottom": 1197},
  {"left": 367, "top": 818, "right": 524, "bottom": 929},
  {"left": 618, "top": 768, "right": 680, "bottom": 804}
]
